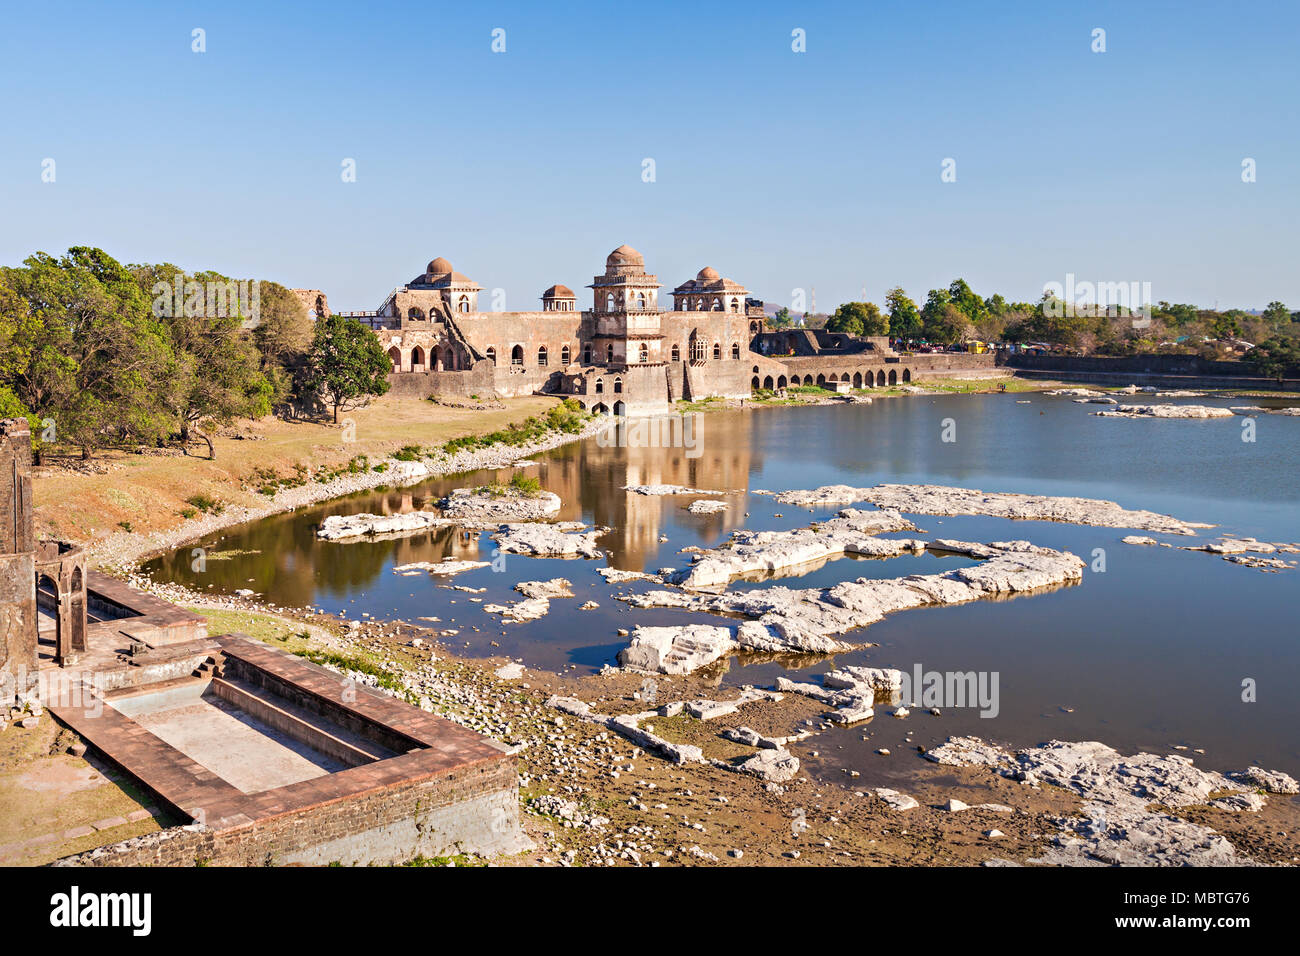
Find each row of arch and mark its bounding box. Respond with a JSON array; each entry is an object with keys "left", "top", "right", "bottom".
[
  {"left": 672, "top": 296, "right": 743, "bottom": 312},
  {"left": 388, "top": 345, "right": 463, "bottom": 372},
  {"left": 671, "top": 342, "right": 742, "bottom": 362},
  {"left": 750, "top": 368, "right": 913, "bottom": 390}
]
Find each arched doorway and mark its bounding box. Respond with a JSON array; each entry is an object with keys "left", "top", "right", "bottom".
[
  {"left": 777, "top": 375, "right": 787, "bottom": 388},
  {"left": 763, "top": 375, "right": 774, "bottom": 389},
  {"left": 592, "top": 402, "right": 609, "bottom": 415},
  {"left": 412, "top": 346, "right": 425, "bottom": 370},
  {"left": 816, "top": 374, "right": 827, "bottom": 387},
  {"left": 751, "top": 377, "right": 760, "bottom": 389},
  {"left": 387, "top": 346, "right": 402, "bottom": 372},
  {"left": 511, "top": 344, "right": 524, "bottom": 365},
  {"left": 852, "top": 372, "right": 862, "bottom": 388},
  {"left": 485, "top": 347, "right": 496, "bottom": 366},
  {"left": 613, "top": 401, "right": 626, "bottom": 416},
  {"left": 902, "top": 368, "right": 911, "bottom": 382},
  {"left": 877, "top": 370, "right": 886, "bottom": 386},
  {"left": 888, "top": 369, "right": 898, "bottom": 385}
]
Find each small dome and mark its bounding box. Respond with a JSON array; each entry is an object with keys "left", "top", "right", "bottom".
[
  {"left": 696, "top": 266, "right": 720, "bottom": 281},
  {"left": 543, "top": 284, "right": 575, "bottom": 298},
  {"left": 427, "top": 256, "right": 453, "bottom": 276},
  {"left": 606, "top": 244, "right": 644, "bottom": 267}
]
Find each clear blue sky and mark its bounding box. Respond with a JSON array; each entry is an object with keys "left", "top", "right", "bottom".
[{"left": 1, "top": 1, "right": 1296, "bottom": 312}]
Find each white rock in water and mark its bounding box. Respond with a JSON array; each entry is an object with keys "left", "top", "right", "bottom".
[
  {"left": 495, "top": 662, "right": 525, "bottom": 680},
  {"left": 493, "top": 523, "right": 605, "bottom": 558},
  {"left": 767, "top": 483, "right": 1209, "bottom": 535},
  {"left": 318, "top": 510, "right": 452, "bottom": 541},
  {"left": 514, "top": 578, "right": 574, "bottom": 599},
  {"left": 393, "top": 559, "right": 490, "bottom": 576},
  {"left": 1094, "top": 404, "right": 1235, "bottom": 419},
  {"left": 687, "top": 499, "right": 729, "bottom": 514},
  {"left": 1121, "top": 536, "right": 1158, "bottom": 546},
  {"left": 483, "top": 597, "right": 551, "bottom": 623},
  {"left": 617, "top": 624, "right": 736, "bottom": 675},
  {"left": 623, "top": 484, "right": 727, "bottom": 496},
  {"left": 438, "top": 487, "right": 562, "bottom": 522}
]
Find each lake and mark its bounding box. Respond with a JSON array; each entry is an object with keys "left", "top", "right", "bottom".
[{"left": 144, "top": 392, "right": 1300, "bottom": 780}]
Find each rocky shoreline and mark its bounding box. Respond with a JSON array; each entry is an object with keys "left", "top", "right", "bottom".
[{"left": 86, "top": 416, "right": 610, "bottom": 571}]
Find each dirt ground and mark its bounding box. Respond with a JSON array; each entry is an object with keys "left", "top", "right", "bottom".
[{"left": 32, "top": 393, "right": 558, "bottom": 546}]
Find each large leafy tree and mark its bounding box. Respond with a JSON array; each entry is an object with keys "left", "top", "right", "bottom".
[
  {"left": 884, "top": 287, "right": 922, "bottom": 343},
  {"left": 5, "top": 247, "right": 177, "bottom": 458},
  {"left": 827, "top": 301, "right": 887, "bottom": 337},
  {"left": 130, "top": 263, "right": 273, "bottom": 458},
  {"left": 305, "top": 314, "right": 391, "bottom": 422}
]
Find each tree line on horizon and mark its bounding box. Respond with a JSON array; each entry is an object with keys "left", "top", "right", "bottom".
[
  {"left": 767, "top": 278, "right": 1300, "bottom": 363},
  {"left": 0, "top": 247, "right": 393, "bottom": 459}
]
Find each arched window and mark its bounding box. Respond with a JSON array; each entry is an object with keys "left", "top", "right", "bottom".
[
  {"left": 639, "top": 342, "right": 648, "bottom": 363},
  {"left": 388, "top": 346, "right": 402, "bottom": 371},
  {"left": 636, "top": 291, "right": 646, "bottom": 310},
  {"left": 511, "top": 344, "right": 524, "bottom": 365},
  {"left": 538, "top": 345, "right": 548, "bottom": 367},
  {"left": 583, "top": 345, "right": 593, "bottom": 364},
  {"left": 731, "top": 343, "right": 740, "bottom": 359},
  {"left": 595, "top": 378, "right": 604, "bottom": 394},
  {"left": 561, "top": 345, "right": 571, "bottom": 365},
  {"left": 606, "top": 292, "right": 615, "bottom": 311},
  {"left": 485, "top": 347, "right": 496, "bottom": 365},
  {"left": 712, "top": 343, "right": 721, "bottom": 360},
  {"left": 712, "top": 297, "right": 722, "bottom": 310},
  {"left": 458, "top": 295, "right": 470, "bottom": 313},
  {"left": 606, "top": 343, "right": 614, "bottom": 363},
  {"left": 671, "top": 344, "right": 680, "bottom": 361},
  {"left": 412, "top": 345, "right": 425, "bottom": 369},
  {"left": 729, "top": 297, "right": 740, "bottom": 313},
  {"left": 613, "top": 378, "right": 623, "bottom": 393},
  {"left": 408, "top": 307, "right": 425, "bottom": 321}
]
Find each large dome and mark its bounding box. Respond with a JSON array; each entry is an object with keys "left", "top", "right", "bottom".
[
  {"left": 426, "top": 256, "right": 453, "bottom": 276},
  {"left": 696, "top": 266, "right": 720, "bottom": 281},
  {"left": 605, "top": 244, "right": 644, "bottom": 268}
]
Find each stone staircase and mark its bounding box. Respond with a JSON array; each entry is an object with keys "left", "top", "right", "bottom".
[{"left": 192, "top": 653, "right": 226, "bottom": 680}]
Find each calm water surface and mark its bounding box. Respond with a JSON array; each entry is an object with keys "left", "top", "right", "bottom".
[{"left": 145, "top": 393, "right": 1300, "bottom": 779}]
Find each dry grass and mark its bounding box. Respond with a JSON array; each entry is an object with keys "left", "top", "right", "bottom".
[{"left": 32, "top": 393, "right": 560, "bottom": 544}]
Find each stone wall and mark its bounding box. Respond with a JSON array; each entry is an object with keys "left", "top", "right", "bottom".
[
  {"left": 999, "top": 351, "right": 1298, "bottom": 388},
  {"left": 56, "top": 759, "right": 526, "bottom": 866}
]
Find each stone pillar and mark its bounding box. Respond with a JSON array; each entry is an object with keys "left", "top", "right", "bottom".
[{"left": 0, "top": 420, "right": 37, "bottom": 701}]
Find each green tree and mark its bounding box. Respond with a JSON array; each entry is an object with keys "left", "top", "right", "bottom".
[
  {"left": 6, "top": 248, "right": 177, "bottom": 458},
  {"left": 1244, "top": 337, "right": 1300, "bottom": 385},
  {"left": 1262, "top": 301, "right": 1290, "bottom": 326},
  {"left": 947, "top": 278, "right": 987, "bottom": 326},
  {"left": 884, "top": 287, "right": 922, "bottom": 343},
  {"left": 305, "top": 314, "right": 392, "bottom": 422},
  {"left": 827, "top": 301, "right": 887, "bottom": 337},
  {"left": 770, "top": 306, "right": 793, "bottom": 329}
]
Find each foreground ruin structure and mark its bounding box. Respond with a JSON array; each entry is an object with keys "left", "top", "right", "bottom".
[{"left": 0, "top": 419, "right": 528, "bottom": 866}]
